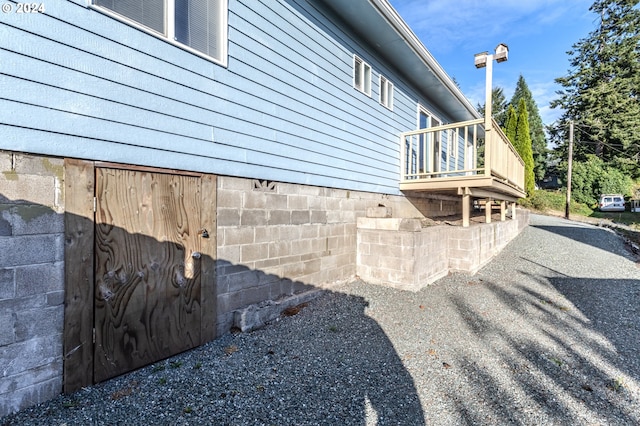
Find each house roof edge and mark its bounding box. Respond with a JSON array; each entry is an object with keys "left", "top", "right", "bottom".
[{"left": 368, "top": 0, "right": 481, "bottom": 120}]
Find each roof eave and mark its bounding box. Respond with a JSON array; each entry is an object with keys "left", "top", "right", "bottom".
[
  {"left": 369, "top": 0, "right": 481, "bottom": 120},
  {"left": 318, "top": 0, "right": 481, "bottom": 122}
]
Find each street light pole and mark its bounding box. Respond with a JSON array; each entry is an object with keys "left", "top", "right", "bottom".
[
  {"left": 484, "top": 55, "right": 493, "bottom": 133},
  {"left": 475, "top": 43, "right": 508, "bottom": 131}
]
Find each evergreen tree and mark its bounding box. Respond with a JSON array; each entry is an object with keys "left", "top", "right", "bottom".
[
  {"left": 503, "top": 104, "right": 517, "bottom": 145},
  {"left": 515, "top": 99, "right": 536, "bottom": 195},
  {"left": 502, "top": 102, "right": 534, "bottom": 196},
  {"left": 510, "top": 75, "right": 547, "bottom": 182},
  {"left": 551, "top": 0, "right": 640, "bottom": 175},
  {"left": 477, "top": 87, "right": 508, "bottom": 127}
]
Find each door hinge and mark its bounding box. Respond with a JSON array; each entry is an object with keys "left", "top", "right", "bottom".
[{"left": 93, "top": 197, "right": 97, "bottom": 213}]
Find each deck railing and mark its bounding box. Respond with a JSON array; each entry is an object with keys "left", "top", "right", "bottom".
[{"left": 400, "top": 118, "right": 525, "bottom": 193}]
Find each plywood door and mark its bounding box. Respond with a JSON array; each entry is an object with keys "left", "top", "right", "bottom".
[{"left": 94, "top": 168, "right": 202, "bottom": 382}]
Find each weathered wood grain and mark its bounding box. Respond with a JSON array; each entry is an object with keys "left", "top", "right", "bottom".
[
  {"left": 63, "top": 159, "right": 95, "bottom": 393},
  {"left": 200, "top": 174, "right": 217, "bottom": 342},
  {"left": 93, "top": 168, "right": 202, "bottom": 382}
]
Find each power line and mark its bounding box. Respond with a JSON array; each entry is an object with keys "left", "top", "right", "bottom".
[{"left": 564, "top": 122, "right": 639, "bottom": 160}]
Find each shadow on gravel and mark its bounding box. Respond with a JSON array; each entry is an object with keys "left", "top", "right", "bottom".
[
  {"left": 446, "top": 276, "right": 640, "bottom": 425},
  {"left": 550, "top": 277, "right": 640, "bottom": 379},
  {"left": 2, "top": 290, "right": 426, "bottom": 425}
]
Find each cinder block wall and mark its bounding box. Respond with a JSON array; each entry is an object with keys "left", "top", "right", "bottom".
[
  {"left": 0, "top": 152, "right": 65, "bottom": 416},
  {"left": 447, "top": 212, "right": 527, "bottom": 274},
  {"left": 447, "top": 227, "right": 481, "bottom": 272},
  {"left": 356, "top": 218, "right": 450, "bottom": 291},
  {"left": 416, "top": 226, "right": 449, "bottom": 284},
  {"left": 404, "top": 192, "right": 460, "bottom": 218},
  {"left": 356, "top": 219, "right": 418, "bottom": 291},
  {"left": 357, "top": 211, "right": 530, "bottom": 291},
  {"left": 215, "top": 177, "right": 433, "bottom": 333}
]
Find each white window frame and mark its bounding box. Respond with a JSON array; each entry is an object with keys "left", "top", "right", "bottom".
[
  {"left": 353, "top": 55, "right": 371, "bottom": 96},
  {"left": 416, "top": 105, "right": 442, "bottom": 131},
  {"left": 90, "top": 0, "right": 228, "bottom": 67},
  {"left": 379, "top": 75, "right": 394, "bottom": 110},
  {"left": 417, "top": 104, "right": 443, "bottom": 174}
]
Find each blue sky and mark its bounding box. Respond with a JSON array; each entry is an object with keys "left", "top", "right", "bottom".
[{"left": 388, "top": 0, "right": 598, "bottom": 126}]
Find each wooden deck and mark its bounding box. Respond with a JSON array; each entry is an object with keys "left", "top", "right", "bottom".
[{"left": 400, "top": 118, "right": 526, "bottom": 226}]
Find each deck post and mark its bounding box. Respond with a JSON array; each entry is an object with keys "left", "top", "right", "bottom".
[
  {"left": 462, "top": 192, "right": 470, "bottom": 227},
  {"left": 511, "top": 202, "right": 517, "bottom": 220},
  {"left": 485, "top": 198, "right": 492, "bottom": 223},
  {"left": 500, "top": 200, "right": 506, "bottom": 221}
]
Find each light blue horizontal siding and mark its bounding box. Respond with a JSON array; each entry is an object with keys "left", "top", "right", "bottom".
[
  {"left": 0, "top": 0, "right": 462, "bottom": 195},
  {"left": 1, "top": 75, "right": 213, "bottom": 142},
  {"left": 227, "top": 5, "right": 399, "bottom": 154},
  {"left": 2, "top": 124, "right": 395, "bottom": 192}
]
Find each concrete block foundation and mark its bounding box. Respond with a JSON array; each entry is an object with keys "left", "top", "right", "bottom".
[{"left": 357, "top": 210, "right": 530, "bottom": 291}]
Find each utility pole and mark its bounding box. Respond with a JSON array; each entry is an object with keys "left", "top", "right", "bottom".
[{"left": 565, "top": 121, "right": 574, "bottom": 220}]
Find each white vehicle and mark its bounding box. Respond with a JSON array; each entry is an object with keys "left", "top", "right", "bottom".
[{"left": 598, "top": 194, "right": 626, "bottom": 212}]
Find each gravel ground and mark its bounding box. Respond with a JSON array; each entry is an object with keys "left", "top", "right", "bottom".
[{"left": 3, "top": 213, "right": 640, "bottom": 425}]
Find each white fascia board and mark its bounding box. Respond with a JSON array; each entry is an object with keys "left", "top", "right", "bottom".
[{"left": 369, "top": 0, "right": 481, "bottom": 120}]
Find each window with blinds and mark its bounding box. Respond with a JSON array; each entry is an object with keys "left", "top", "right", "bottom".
[
  {"left": 379, "top": 75, "right": 393, "bottom": 110},
  {"left": 353, "top": 55, "right": 371, "bottom": 96},
  {"left": 94, "top": 0, "right": 227, "bottom": 64}
]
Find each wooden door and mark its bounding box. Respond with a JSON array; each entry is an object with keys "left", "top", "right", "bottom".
[{"left": 94, "top": 168, "right": 203, "bottom": 382}]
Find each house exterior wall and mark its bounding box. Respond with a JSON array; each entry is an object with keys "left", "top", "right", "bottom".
[
  {"left": 0, "top": 0, "right": 454, "bottom": 196},
  {"left": 0, "top": 150, "right": 464, "bottom": 416},
  {"left": 0, "top": 0, "right": 480, "bottom": 417}
]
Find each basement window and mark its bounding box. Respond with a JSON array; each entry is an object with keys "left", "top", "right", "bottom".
[
  {"left": 379, "top": 75, "right": 394, "bottom": 110},
  {"left": 92, "top": 0, "right": 228, "bottom": 65},
  {"left": 353, "top": 55, "right": 371, "bottom": 96}
]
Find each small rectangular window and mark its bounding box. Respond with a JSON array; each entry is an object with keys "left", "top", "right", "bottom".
[
  {"left": 93, "top": 0, "right": 227, "bottom": 64},
  {"left": 379, "top": 75, "right": 393, "bottom": 110},
  {"left": 353, "top": 55, "right": 371, "bottom": 96}
]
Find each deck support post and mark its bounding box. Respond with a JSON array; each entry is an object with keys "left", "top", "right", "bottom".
[
  {"left": 485, "top": 198, "right": 492, "bottom": 223},
  {"left": 500, "top": 200, "right": 506, "bottom": 221},
  {"left": 462, "top": 192, "right": 471, "bottom": 227},
  {"left": 511, "top": 202, "right": 517, "bottom": 220}
]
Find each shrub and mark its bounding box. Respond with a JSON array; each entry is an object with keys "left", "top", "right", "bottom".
[{"left": 519, "top": 190, "right": 592, "bottom": 216}]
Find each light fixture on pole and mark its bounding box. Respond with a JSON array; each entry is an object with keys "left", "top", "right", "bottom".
[{"left": 474, "top": 43, "right": 509, "bottom": 132}]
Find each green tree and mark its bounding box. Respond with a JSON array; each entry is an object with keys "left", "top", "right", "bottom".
[
  {"left": 503, "top": 104, "right": 517, "bottom": 144},
  {"left": 477, "top": 87, "right": 508, "bottom": 127},
  {"left": 515, "top": 99, "right": 536, "bottom": 195},
  {"left": 510, "top": 75, "right": 547, "bottom": 182},
  {"left": 551, "top": 0, "right": 640, "bottom": 175},
  {"left": 503, "top": 101, "right": 535, "bottom": 196}
]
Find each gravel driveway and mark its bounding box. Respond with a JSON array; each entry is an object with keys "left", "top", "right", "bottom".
[{"left": 3, "top": 213, "right": 640, "bottom": 425}]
